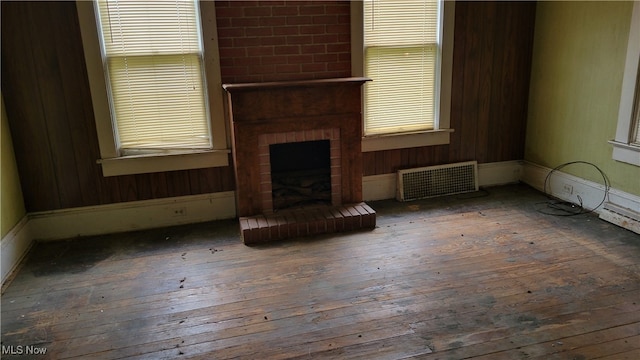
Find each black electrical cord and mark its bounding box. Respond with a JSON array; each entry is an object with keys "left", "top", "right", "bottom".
[{"left": 537, "top": 161, "right": 610, "bottom": 217}]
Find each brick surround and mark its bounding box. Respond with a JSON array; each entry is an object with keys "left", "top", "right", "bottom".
[
  {"left": 258, "top": 128, "right": 341, "bottom": 213},
  {"left": 223, "top": 77, "right": 374, "bottom": 244}
]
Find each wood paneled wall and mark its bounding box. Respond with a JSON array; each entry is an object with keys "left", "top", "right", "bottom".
[
  {"left": 363, "top": 1, "right": 536, "bottom": 176},
  {"left": 1, "top": 1, "right": 535, "bottom": 213},
  {"left": 1, "top": 1, "right": 235, "bottom": 212}
]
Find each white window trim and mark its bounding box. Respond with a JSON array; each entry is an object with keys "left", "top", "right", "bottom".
[
  {"left": 77, "top": 1, "right": 229, "bottom": 177},
  {"left": 351, "top": 0, "right": 455, "bottom": 152},
  {"left": 610, "top": 1, "right": 640, "bottom": 167}
]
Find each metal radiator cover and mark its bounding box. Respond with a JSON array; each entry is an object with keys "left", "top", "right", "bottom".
[{"left": 397, "top": 161, "right": 479, "bottom": 201}]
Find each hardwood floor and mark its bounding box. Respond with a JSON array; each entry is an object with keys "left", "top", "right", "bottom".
[{"left": 2, "top": 184, "right": 639, "bottom": 359}]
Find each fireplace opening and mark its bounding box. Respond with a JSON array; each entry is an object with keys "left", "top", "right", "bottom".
[{"left": 270, "top": 140, "right": 331, "bottom": 211}]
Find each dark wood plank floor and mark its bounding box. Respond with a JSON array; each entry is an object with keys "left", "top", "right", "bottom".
[{"left": 2, "top": 184, "right": 639, "bottom": 359}]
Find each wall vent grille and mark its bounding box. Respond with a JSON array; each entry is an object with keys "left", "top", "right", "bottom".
[{"left": 397, "top": 161, "right": 479, "bottom": 201}]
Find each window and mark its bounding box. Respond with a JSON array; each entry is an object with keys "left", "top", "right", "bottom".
[
  {"left": 77, "top": 1, "right": 228, "bottom": 176},
  {"left": 352, "top": 0, "right": 455, "bottom": 152},
  {"left": 96, "top": 0, "right": 209, "bottom": 152},
  {"left": 610, "top": 1, "right": 640, "bottom": 166}
]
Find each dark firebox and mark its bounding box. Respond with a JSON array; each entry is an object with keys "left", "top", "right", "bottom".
[{"left": 269, "top": 140, "right": 331, "bottom": 211}]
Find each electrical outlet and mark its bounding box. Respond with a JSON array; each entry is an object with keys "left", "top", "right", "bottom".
[
  {"left": 173, "top": 207, "right": 187, "bottom": 217},
  {"left": 562, "top": 183, "right": 573, "bottom": 195}
]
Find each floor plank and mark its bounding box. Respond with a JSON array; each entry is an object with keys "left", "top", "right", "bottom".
[{"left": 2, "top": 184, "right": 639, "bottom": 359}]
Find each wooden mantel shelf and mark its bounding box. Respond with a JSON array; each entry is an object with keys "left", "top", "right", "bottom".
[{"left": 222, "top": 77, "right": 371, "bottom": 92}]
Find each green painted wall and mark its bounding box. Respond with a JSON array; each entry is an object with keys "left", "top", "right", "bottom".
[
  {"left": 526, "top": 1, "right": 640, "bottom": 195},
  {"left": 1, "top": 92, "right": 26, "bottom": 238}
]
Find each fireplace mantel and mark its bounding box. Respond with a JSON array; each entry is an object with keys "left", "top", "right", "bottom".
[
  {"left": 222, "top": 77, "right": 370, "bottom": 125},
  {"left": 223, "top": 77, "right": 373, "bottom": 243},
  {"left": 222, "top": 77, "right": 370, "bottom": 92}
]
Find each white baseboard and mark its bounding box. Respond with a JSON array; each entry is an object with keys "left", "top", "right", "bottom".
[
  {"left": 362, "top": 160, "right": 523, "bottom": 201},
  {"left": 599, "top": 202, "right": 640, "bottom": 235},
  {"left": 477, "top": 160, "right": 523, "bottom": 187},
  {"left": 363, "top": 173, "right": 397, "bottom": 201},
  {"left": 521, "top": 161, "right": 640, "bottom": 234},
  {"left": 521, "top": 161, "right": 640, "bottom": 215},
  {"left": 1, "top": 216, "right": 33, "bottom": 285},
  {"left": 29, "top": 191, "right": 237, "bottom": 241},
  {"left": 2, "top": 192, "right": 236, "bottom": 284}
]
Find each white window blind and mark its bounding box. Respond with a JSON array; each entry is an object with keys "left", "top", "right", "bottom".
[
  {"left": 95, "top": 0, "right": 210, "bottom": 153},
  {"left": 364, "top": 0, "right": 440, "bottom": 136}
]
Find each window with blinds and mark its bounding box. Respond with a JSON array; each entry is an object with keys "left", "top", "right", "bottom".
[
  {"left": 95, "top": 0, "right": 210, "bottom": 153},
  {"left": 363, "top": 0, "right": 440, "bottom": 136}
]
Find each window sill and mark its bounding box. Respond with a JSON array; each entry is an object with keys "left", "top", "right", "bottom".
[
  {"left": 99, "top": 149, "right": 230, "bottom": 177},
  {"left": 609, "top": 140, "right": 640, "bottom": 167},
  {"left": 362, "top": 129, "right": 454, "bottom": 152}
]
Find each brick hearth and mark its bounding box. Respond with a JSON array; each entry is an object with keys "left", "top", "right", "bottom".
[
  {"left": 239, "top": 203, "right": 376, "bottom": 244},
  {"left": 223, "top": 77, "right": 375, "bottom": 244}
]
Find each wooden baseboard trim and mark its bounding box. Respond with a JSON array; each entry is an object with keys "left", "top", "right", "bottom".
[
  {"left": 521, "top": 161, "right": 640, "bottom": 233},
  {"left": 1, "top": 216, "right": 33, "bottom": 286},
  {"left": 29, "top": 191, "right": 237, "bottom": 242}
]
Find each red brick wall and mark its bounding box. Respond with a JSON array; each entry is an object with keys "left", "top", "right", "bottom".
[{"left": 215, "top": 1, "right": 351, "bottom": 84}]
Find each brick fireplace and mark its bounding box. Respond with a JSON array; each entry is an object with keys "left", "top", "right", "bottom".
[{"left": 223, "top": 77, "right": 375, "bottom": 244}]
